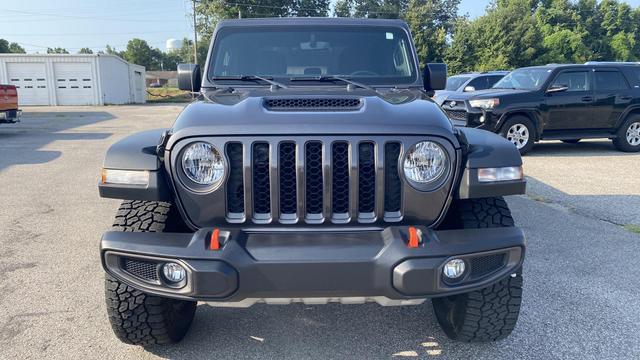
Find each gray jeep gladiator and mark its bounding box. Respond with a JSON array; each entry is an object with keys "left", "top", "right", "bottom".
[{"left": 99, "top": 18, "right": 527, "bottom": 346}]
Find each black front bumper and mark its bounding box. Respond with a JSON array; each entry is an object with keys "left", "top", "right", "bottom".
[{"left": 101, "top": 226, "right": 525, "bottom": 303}]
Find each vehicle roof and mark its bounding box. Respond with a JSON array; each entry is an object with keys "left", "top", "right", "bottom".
[
  {"left": 451, "top": 71, "right": 510, "bottom": 77},
  {"left": 216, "top": 17, "right": 409, "bottom": 29},
  {"left": 518, "top": 63, "right": 640, "bottom": 71}
]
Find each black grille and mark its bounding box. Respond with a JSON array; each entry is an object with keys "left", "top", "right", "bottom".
[
  {"left": 445, "top": 110, "right": 468, "bottom": 121},
  {"left": 358, "top": 142, "right": 376, "bottom": 213},
  {"left": 226, "top": 143, "right": 244, "bottom": 214},
  {"left": 470, "top": 253, "right": 506, "bottom": 279},
  {"left": 223, "top": 138, "right": 407, "bottom": 224},
  {"left": 384, "top": 143, "right": 402, "bottom": 213},
  {"left": 332, "top": 142, "right": 350, "bottom": 214},
  {"left": 123, "top": 258, "right": 158, "bottom": 282},
  {"left": 264, "top": 98, "right": 362, "bottom": 111},
  {"left": 279, "top": 142, "right": 297, "bottom": 215},
  {"left": 252, "top": 143, "right": 271, "bottom": 214},
  {"left": 305, "top": 142, "right": 324, "bottom": 215}
]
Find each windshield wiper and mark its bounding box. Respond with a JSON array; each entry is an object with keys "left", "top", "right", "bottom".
[
  {"left": 212, "top": 75, "right": 288, "bottom": 89},
  {"left": 289, "top": 75, "right": 380, "bottom": 94}
]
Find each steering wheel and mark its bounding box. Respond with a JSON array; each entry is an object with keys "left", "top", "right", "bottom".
[{"left": 350, "top": 70, "right": 379, "bottom": 76}]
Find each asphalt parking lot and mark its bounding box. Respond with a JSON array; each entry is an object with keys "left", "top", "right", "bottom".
[{"left": 1, "top": 105, "right": 639, "bottom": 359}]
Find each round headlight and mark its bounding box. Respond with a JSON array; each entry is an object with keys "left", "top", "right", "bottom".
[
  {"left": 181, "top": 142, "right": 225, "bottom": 185},
  {"left": 403, "top": 141, "right": 448, "bottom": 185}
]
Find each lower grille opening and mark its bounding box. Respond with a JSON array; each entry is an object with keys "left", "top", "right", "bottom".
[
  {"left": 469, "top": 253, "right": 506, "bottom": 279},
  {"left": 122, "top": 258, "right": 159, "bottom": 282}
]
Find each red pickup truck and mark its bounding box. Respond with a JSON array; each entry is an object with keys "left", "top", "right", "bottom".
[{"left": 0, "top": 84, "right": 21, "bottom": 124}]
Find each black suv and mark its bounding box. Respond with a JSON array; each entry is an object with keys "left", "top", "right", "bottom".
[
  {"left": 442, "top": 63, "right": 640, "bottom": 154},
  {"left": 98, "top": 18, "right": 527, "bottom": 346},
  {"left": 433, "top": 71, "right": 508, "bottom": 105}
]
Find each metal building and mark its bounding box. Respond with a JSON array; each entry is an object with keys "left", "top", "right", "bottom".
[{"left": 0, "top": 54, "right": 146, "bottom": 106}]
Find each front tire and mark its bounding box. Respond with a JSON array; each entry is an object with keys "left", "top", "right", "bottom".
[
  {"left": 105, "top": 201, "right": 196, "bottom": 346},
  {"left": 613, "top": 115, "right": 640, "bottom": 152},
  {"left": 499, "top": 116, "right": 535, "bottom": 155},
  {"left": 433, "top": 198, "right": 523, "bottom": 342}
]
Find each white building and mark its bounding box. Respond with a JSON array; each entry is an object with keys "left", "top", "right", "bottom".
[{"left": 0, "top": 54, "right": 146, "bottom": 106}]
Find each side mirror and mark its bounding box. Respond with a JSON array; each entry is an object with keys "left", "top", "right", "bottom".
[
  {"left": 178, "top": 64, "right": 202, "bottom": 92},
  {"left": 423, "top": 63, "right": 447, "bottom": 92},
  {"left": 463, "top": 86, "right": 476, "bottom": 92},
  {"left": 546, "top": 85, "right": 569, "bottom": 94}
]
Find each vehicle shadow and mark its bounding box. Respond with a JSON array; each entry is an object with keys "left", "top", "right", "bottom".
[
  {"left": 527, "top": 139, "right": 637, "bottom": 157},
  {"left": 144, "top": 302, "right": 483, "bottom": 359},
  {"left": 0, "top": 111, "right": 114, "bottom": 173}
]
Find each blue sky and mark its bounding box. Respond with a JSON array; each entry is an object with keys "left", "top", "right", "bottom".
[{"left": 1, "top": 0, "right": 639, "bottom": 54}]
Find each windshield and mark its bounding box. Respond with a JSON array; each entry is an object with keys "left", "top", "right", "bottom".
[
  {"left": 493, "top": 68, "right": 553, "bottom": 90},
  {"left": 208, "top": 26, "right": 417, "bottom": 86},
  {"left": 445, "top": 76, "right": 470, "bottom": 91}
]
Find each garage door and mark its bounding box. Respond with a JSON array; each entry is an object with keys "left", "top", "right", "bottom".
[
  {"left": 54, "top": 63, "right": 95, "bottom": 105},
  {"left": 6, "top": 63, "right": 49, "bottom": 105}
]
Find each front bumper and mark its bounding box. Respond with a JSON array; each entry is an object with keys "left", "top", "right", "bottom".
[{"left": 101, "top": 226, "right": 525, "bottom": 304}]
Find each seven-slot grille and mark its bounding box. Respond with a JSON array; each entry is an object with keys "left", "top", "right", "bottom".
[{"left": 225, "top": 139, "right": 404, "bottom": 224}]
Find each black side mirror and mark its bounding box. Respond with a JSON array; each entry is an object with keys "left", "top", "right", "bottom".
[
  {"left": 423, "top": 63, "right": 447, "bottom": 92},
  {"left": 178, "top": 64, "right": 202, "bottom": 92}
]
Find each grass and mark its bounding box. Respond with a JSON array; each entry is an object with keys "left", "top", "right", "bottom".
[
  {"left": 624, "top": 224, "right": 640, "bottom": 235},
  {"left": 146, "top": 87, "right": 192, "bottom": 103}
]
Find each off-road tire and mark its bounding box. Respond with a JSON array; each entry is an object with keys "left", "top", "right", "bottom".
[
  {"left": 561, "top": 139, "right": 581, "bottom": 144},
  {"left": 499, "top": 116, "right": 536, "bottom": 155},
  {"left": 612, "top": 115, "right": 640, "bottom": 152},
  {"left": 105, "top": 200, "right": 196, "bottom": 346},
  {"left": 433, "top": 197, "right": 523, "bottom": 342}
]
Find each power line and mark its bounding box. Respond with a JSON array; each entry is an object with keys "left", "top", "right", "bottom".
[
  {"left": 0, "top": 8, "right": 187, "bottom": 23},
  {"left": 1, "top": 30, "right": 188, "bottom": 37}
]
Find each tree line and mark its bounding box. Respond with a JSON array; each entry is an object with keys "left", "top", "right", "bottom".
[{"left": 1, "top": 0, "right": 639, "bottom": 74}]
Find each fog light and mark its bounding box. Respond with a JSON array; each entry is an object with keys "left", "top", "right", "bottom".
[
  {"left": 479, "top": 115, "right": 485, "bottom": 123},
  {"left": 162, "top": 262, "right": 186, "bottom": 283},
  {"left": 443, "top": 259, "right": 466, "bottom": 279}
]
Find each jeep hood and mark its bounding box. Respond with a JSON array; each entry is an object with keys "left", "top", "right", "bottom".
[{"left": 166, "top": 88, "right": 457, "bottom": 149}]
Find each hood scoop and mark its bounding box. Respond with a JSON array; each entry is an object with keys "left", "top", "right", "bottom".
[{"left": 263, "top": 97, "right": 363, "bottom": 112}]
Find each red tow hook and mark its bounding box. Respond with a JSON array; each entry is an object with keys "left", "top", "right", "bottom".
[
  {"left": 209, "top": 228, "right": 221, "bottom": 250},
  {"left": 407, "top": 226, "right": 422, "bottom": 248}
]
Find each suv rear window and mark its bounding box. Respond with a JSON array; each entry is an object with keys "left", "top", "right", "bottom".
[
  {"left": 551, "top": 71, "right": 590, "bottom": 92},
  {"left": 594, "top": 71, "right": 629, "bottom": 91}
]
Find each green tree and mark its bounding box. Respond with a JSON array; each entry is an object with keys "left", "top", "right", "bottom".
[
  {"left": 0, "top": 39, "right": 8, "bottom": 53},
  {"left": 78, "top": 47, "right": 94, "bottom": 54},
  {"left": 8, "top": 42, "right": 26, "bottom": 53},
  {"left": 122, "top": 38, "right": 163, "bottom": 70},
  {"left": 404, "top": 0, "right": 461, "bottom": 63},
  {"left": 47, "top": 47, "right": 69, "bottom": 54}
]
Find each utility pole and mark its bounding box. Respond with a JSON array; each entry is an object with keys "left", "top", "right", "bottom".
[{"left": 192, "top": 0, "right": 198, "bottom": 65}]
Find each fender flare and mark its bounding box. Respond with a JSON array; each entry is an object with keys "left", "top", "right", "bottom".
[
  {"left": 615, "top": 105, "right": 640, "bottom": 130},
  {"left": 99, "top": 129, "right": 172, "bottom": 201},
  {"left": 455, "top": 127, "right": 526, "bottom": 199}
]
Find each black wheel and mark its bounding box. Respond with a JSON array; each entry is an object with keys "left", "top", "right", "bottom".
[
  {"left": 613, "top": 115, "right": 640, "bottom": 152},
  {"left": 561, "top": 139, "right": 581, "bottom": 144},
  {"left": 433, "top": 198, "right": 523, "bottom": 342},
  {"left": 105, "top": 200, "right": 196, "bottom": 346},
  {"left": 499, "top": 116, "right": 536, "bottom": 155}
]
